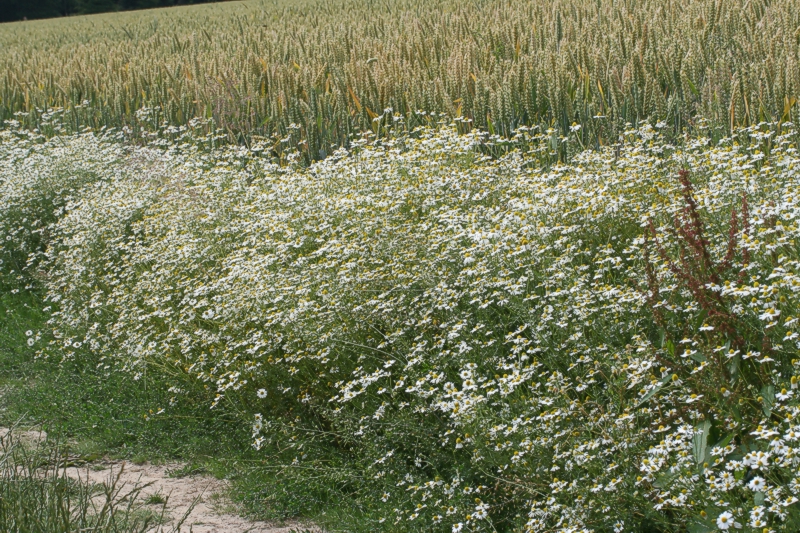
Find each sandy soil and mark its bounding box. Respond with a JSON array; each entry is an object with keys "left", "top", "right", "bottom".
[
  {"left": 0, "top": 426, "right": 47, "bottom": 446},
  {"left": 0, "top": 427, "right": 315, "bottom": 533},
  {"left": 63, "top": 460, "right": 314, "bottom": 533}
]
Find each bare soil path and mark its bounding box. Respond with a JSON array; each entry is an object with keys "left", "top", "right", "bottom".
[
  {"left": 0, "top": 428, "right": 315, "bottom": 533},
  {"left": 64, "top": 460, "right": 311, "bottom": 533}
]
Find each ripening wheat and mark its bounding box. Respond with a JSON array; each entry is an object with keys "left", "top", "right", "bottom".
[{"left": 1, "top": 0, "right": 799, "bottom": 155}]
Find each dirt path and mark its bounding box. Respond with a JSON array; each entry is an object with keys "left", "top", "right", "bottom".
[
  {"left": 64, "top": 461, "right": 311, "bottom": 533},
  {"left": 0, "top": 428, "right": 314, "bottom": 533}
]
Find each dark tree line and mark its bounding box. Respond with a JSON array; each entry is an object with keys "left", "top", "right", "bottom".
[{"left": 0, "top": 0, "right": 227, "bottom": 23}]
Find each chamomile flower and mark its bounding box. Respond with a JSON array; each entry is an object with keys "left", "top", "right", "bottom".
[
  {"left": 716, "top": 511, "right": 736, "bottom": 530},
  {"left": 748, "top": 476, "right": 766, "bottom": 492},
  {"left": 7, "top": 116, "right": 800, "bottom": 533}
]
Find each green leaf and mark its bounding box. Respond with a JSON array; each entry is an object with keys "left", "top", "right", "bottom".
[
  {"left": 689, "top": 351, "right": 707, "bottom": 364},
  {"left": 754, "top": 491, "right": 765, "bottom": 506},
  {"left": 728, "top": 354, "right": 739, "bottom": 383},
  {"left": 637, "top": 374, "right": 671, "bottom": 407},
  {"left": 686, "top": 77, "right": 700, "bottom": 97},
  {"left": 653, "top": 470, "right": 677, "bottom": 489},
  {"left": 714, "top": 432, "right": 734, "bottom": 450},
  {"left": 693, "top": 309, "right": 708, "bottom": 331},
  {"left": 687, "top": 521, "right": 714, "bottom": 533},
  {"left": 730, "top": 403, "right": 743, "bottom": 424},
  {"left": 665, "top": 339, "right": 675, "bottom": 357},
  {"left": 761, "top": 385, "right": 775, "bottom": 418},
  {"left": 693, "top": 419, "right": 711, "bottom": 466}
]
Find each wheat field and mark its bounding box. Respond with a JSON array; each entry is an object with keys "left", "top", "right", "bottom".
[
  {"left": 1, "top": 0, "right": 799, "bottom": 154},
  {"left": 5, "top": 1, "right": 800, "bottom": 530}
]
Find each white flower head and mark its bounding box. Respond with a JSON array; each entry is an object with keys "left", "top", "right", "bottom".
[
  {"left": 743, "top": 450, "right": 770, "bottom": 469},
  {"left": 776, "top": 388, "right": 793, "bottom": 401},
  {"left": 748, "top": 476, "right": 766, "bottom": 492},
  {"left": 257, "top": 388, "right": 268, "bottom": 399},
  {"left": 716, "top": 511, "right": 738, "bottom": 530},
  {"left": 749, "top": 506, "right": 765, "bottom": 523}
]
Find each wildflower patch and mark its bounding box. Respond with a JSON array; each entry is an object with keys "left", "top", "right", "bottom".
[{"left": 2, "top": 120, "right": 800, "bottom": 531}]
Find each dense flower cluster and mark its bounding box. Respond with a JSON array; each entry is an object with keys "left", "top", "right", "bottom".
[
  {"left": 0, "top": 125, "right": 129, "bottom": 291},
  {"left": 2, "top": 117, "right": 800, "bottom": 532}
]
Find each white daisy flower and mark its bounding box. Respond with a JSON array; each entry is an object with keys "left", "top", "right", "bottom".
[
  {"left": 716, "top": 511, "right": 735, "bottom": 530},
  {"left": 748, "top": 476, "right": 766, "bottom": 492}
]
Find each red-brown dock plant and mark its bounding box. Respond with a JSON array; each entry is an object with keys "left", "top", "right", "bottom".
[
  {"left": 640, "top": 159, "right": 800, "bottom": 531},
  {"left": 646, "top": 167, "right": 775, "bottom": 420}
]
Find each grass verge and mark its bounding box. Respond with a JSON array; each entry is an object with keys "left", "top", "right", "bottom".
[
  {"left": 0, "top": 288, "right": 345, "bottom": 530},
  {"left": 0, "top": 423, "right": 175, "bottom": 532}
]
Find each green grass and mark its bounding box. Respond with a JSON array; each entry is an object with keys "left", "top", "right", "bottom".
[
  {"left": 0, "top": 294, "right": 232, "bottom": 460},
  {"left": 0, "top": 426, "right": 169, "bottom": 532},
  {"left": 144, "top": 493, "right": 167, "bottom": 506},
  {"left": 0, "top": 288, "right": 348, "bottom": 530},
  {"left": 0, "top": 302, "right": 387, "bottom": 532}
]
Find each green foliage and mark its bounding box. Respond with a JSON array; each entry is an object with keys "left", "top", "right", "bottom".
[
  {"left": 0, "top": 133, "right": 117, "bottom": 293},
  {"left": 4, "top": 118, "right": 800, "bottom": 531},
  {"left": 0, "top": 0, "right": 231, "bottom": 23},
  {"left": 7, "top": 3, "right": 799, "bottom": 532},
  {"left": 0, "top": 289, "right": 250, "bottom": 464}
]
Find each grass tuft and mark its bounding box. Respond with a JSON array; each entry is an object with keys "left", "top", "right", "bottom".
[{"left": 0, "top": 428, "right": 168, "bottom": 532}]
